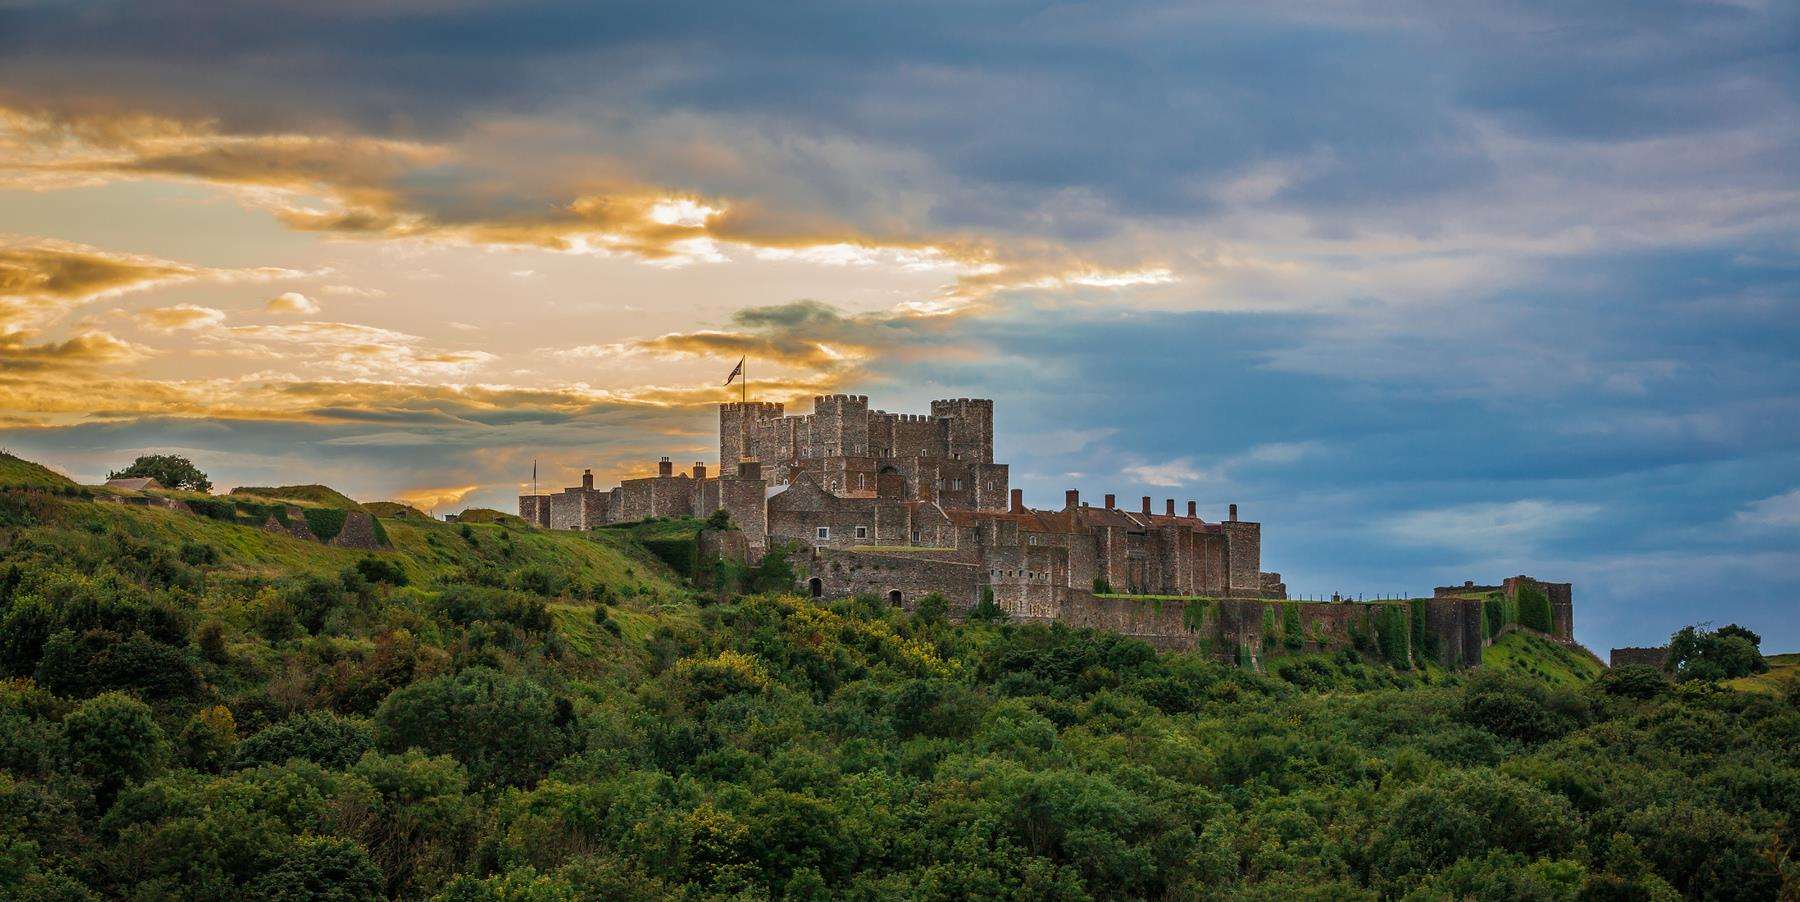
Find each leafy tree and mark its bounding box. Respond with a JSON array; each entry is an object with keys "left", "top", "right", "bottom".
[
  {"left": 250, "top": 836, "right": 383, "bottom": 901},
  {"left": 1667, "top": 624, "right": 1768, "bottom": 682},
  {"left": 234, "top": 710, "right": 374, "bottom": 770},
  {"left": 747, "top": 546, "right": 796, "bottom": 594},
  {"left": 178, "top": 705, "right": 237, "bottom": 771},
  {"left": 375, "top": 667, "right": 576, "bottom": 787},
  {"left": 705, "top": 508, "right": 733, "bottom": 530},
  {"left": 107, "top": 454, "right": 212, "bottom": 493},
  {"left": 63, "top": 691, "right": 167, "bottom": 799}
]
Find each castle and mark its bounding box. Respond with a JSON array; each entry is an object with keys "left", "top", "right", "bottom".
[{"left": 522, "top": 393, "right": 1575, "bottom": 667}]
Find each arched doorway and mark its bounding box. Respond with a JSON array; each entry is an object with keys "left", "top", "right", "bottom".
[
  {"left": 809, "top": 577, "right": 823, "bottom": 598},
  {"left": 888, "top": 589, "right": 903, "bottom": 607}
]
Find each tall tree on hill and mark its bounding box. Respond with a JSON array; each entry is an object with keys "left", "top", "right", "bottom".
[{"left": 108, "top": 454, "right": 212, "bottom": 493}]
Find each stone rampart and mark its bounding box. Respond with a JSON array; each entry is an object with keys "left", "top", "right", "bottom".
[{"left": 1609, "top": 646, "right": 1669, "bottom": 669}]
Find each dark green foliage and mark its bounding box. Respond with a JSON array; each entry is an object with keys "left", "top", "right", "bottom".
[
  {"left": 1597, "top": 663, "right": 1671, "bottom": 698},
  {"left": 1667, "top": 623, "right": 1768, "bottom": 682},
  {"left": 968, "top": 586, "right": 1006, "bottom": 622},
  {"left": 437, "top": 585, "right": 551, "bottom": 632},
  {"left": 1092, "top": 577, "right": 1112, "bottom": 594},
  {"left": 1374, "top": 604, "right": 1411, "bottom": 668},
  {"left": 1, "top": 486, "right": 1790, "bottom": 901},
  {"left": 1282, "top": 601, "right": 1303, "bottom": 649},
  {"left": 1516, "top": 584, "right": 1554, "bottom": 633},
  {"left": 746, "top": 545, "right": 796, "bottom": 593},
  {"left": 251, "top": 836, "right": 383, "bottom": 901},
  {"left": 508, "top": 563, "right": 567, "bottom": 597},
  {"left": 63, "top": 691, "right": 166, "bottom": 797},
  {"left": 352, "top": 555, "right": 407, "bottom": 586},
  {"left": 303, "top": 507, "right": 349, "bottom": 543},
  {"left": 108, "top": 453, "right": 211, "bottom": 492},
  {"left": 705, "top": 508, "right": 732, "bottom": 530},
  {"left": 234, "top": 710, "right": 375, "bottom": 770},
  {"left": 642, "top": 536, "right": 698, "bottom": 576},
  {"left": 374, "top": 667, "right": 576, "bottom": 787},
  {"left": 1408, "top": 596, "right": 1428, "bottom": 655}
]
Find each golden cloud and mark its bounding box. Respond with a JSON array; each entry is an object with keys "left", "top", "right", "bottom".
[
  {"left": 265, "top": 291, "right": 320, "bottom": 314},
  {"left": 137, "top": 303, "right": 226, "bottom": 331},
  {"left": 0, "top": 234, "right": 308, "bottom": 336},
  {"left": 0, "top": 329, "right": 152, "bottom": 371},
  {"left": 0, "top": 106, "right": 1173, "bottom": 304}
]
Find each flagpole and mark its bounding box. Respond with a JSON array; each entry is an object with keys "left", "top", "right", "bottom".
[{"left": 742, "top": 357, "right": 747, "bottom": 404}]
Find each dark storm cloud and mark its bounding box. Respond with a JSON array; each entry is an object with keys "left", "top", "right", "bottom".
[{"left": 3, "top": 1, "right": 1791, "bottom": 238}]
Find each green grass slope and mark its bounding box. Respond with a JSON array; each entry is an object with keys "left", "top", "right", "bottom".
[
  {"left": 363, "top": 501, "right": 428, "bottom": 519},
  {"left": 4, "top": 489, "right": 687, "bottom": 599},
  {"left": 228, "top": 484, "right": 365, "bottom": 510},
  {"left": 0, "top": 451, "right": 79, "bottom": 490},
  {"left": 453, "top": 507, "right": 530, "bottom": 527},
  {"left": 1483, "top": 629, "right": 1605, "bottom": 688},
  {"left": 1725, "top": 651, "right": 1800, "bottom": 695}
]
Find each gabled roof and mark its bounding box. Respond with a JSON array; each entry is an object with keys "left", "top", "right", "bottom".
[{"left": 105, "top": 476, "right": 164, "bottom": 491}]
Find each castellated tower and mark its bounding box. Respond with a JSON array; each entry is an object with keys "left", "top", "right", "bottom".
[
  {"left": 809, "top": 394, "right": 870, "bottom": 457},
  {"left": 719, "top": 401, "right": 784, "bottom": 464},
  {"left": 931, "top": 398, "right": 994, "bottom": 463}
]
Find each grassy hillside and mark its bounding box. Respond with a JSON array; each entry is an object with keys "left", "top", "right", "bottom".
[
  {"left": 228, "top": 484, "right": 366, "bottom": 510},
  {"left": 1725, "top": 651, "right": 1800, "bottom": 695},
  {"left": 364, "top": 500, "right": 428, "bottom": 519},
  {"left": 0, "top": 457, "right": 1792, "bottom": 900},
  {"left": 1483, "top": 629, "right": 1606, "bottom": 688},
  {"left": 0, "top": 450, "right": 79, "bottom": 490},
  {"left": 452, "top": 507, "right": 530, "bottom": 527}
]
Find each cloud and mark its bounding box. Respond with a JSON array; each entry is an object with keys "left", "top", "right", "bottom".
[
  {"left": 137, "top": 304, "right": 225, "bottom": 331},
  {"left": 0, "top": 235, "right": 307, "bottom": 345},
  {"left": 266, "top": 291, "right": 320, "bottom": 314},
  {"left": 392, "top": 484, "right": 479, "bottom": 511},
  {"left": 1384, "top": 500, "right": 1601, "bottom": 554},
  {"left": 1736, "top": 489, "right": 1800, "bottom": 528},
  {"left": 213, "top": 321, "right": 497, "bottom": 378},
  {"left": 0, "top": 330, "right": 152, "bottom": 370}
]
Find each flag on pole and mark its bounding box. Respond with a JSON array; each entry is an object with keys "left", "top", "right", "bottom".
[{"left": 724, "top": 357, "right": 744, "bottom": 385}]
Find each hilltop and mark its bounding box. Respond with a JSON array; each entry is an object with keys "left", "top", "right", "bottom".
[
  {"left": 0, "top": 453, "right": 1791, "bottom": 899},
  {"left": 0, "top": 450, "right": 79, "bottom": 490},
  {"left": 229, "top": 484, "right": 366, "bottom": 511}
]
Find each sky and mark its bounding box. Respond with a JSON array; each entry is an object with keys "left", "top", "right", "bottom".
[{"left": 0, "top": 1, "right": 1795, "bottom": 653}]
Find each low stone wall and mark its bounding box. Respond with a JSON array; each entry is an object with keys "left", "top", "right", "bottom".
[
  {"left": 1609, "top": 646, "right": 1669, "bottom": 669},
  {"left": 263, "top": 510, "right": 316, "bottom": 542}
]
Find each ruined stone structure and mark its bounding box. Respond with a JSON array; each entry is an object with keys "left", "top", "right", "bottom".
[
  {"left": 523, "top": 392, "right": 1578, "bottom": 669},
  {"left": 1609, "top": 646, "right": 1670, "bottom": 669}
]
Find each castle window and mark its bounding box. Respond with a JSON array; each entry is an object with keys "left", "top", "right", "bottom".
[
  {"left": 855, "top": 526, "right": 868, "bottom": 539},
  {"left": 816, "top": 526, "right": 830, "bottom": 541},
  {"left": 952, "top": 478, "right": 963, "bottom": 490},
  {"left": 986, "top": 482, "right": 994, "bottom": 492}
]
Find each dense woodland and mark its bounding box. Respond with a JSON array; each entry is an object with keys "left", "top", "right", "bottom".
[{"left": 0, "top": 454, "right": 1796, "bottom": 900}]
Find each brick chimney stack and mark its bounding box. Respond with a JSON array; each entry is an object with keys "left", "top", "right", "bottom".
[
  {"left": 1229, "top": 503, "right": 1238, "bottom": 522},
  {"left": 1065, "top": 489, "right": 1079, "bottom": 510},
  {"left": 581, "top": 469, "right": 593, "bottom": 490},
  {"left": 1104, "top": 493, "right": 1115, "bottom": 509},
  {"left": 657, "top": 456, "right": 672, "bottom": 477},
  {"left": 692, "top": 462, "right": 706, "bottom": 479},
  {"left": 1166, "top": 499, "right": 1175, "bottom": 516},
  {"left": 1141, "top": 496, "right": 1152, "bottom": 515},
  {"left": 1187, "top": 500, "right": 1197, "bottom": 518},
  {"left": 1010, "top": 488, "right": 1024, "bottom": 512}
]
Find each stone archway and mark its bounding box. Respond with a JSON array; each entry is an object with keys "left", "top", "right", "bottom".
[
  {"left": 888, "top": 589, "right": 903, "bottom": 607},
  {"left": 809, "top": 577, "right": 823, "bottom": 598}
]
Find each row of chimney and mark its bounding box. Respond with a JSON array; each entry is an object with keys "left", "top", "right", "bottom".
[{"left": 1030, "top": 488, "right": 1238, "bottom": 521}]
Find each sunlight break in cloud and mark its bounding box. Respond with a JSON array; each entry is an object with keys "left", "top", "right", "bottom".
[
  {"left": 266, "top": 291, "right": 320, "bottom": 314},
  {"left": 137, "top": 304, "right": 226, "bottom": 331}
]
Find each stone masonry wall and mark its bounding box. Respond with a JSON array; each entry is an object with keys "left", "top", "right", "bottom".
[{"left": 1610, "top": 646, "right": 1670, "bottom": 669}]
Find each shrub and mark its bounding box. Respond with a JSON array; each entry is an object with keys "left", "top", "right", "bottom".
[
  {"left": 234, "top": 710, "right": 374, "bottom": 770},
  {"left": 64, "top": 691, "right": 167, "bottom": 796},
  {"left": 178, "top": 705, "right": 237, "bottom": 771},
  {"left": 374, "top": 667, "right": 575, "bottom": 788},
  {"left": 353, "top": 556, "right": 407, "bottom": 586},
  {"left": 509, "top": 564, "right": 568, "bottom": 598},
  {"left": 250, "top": 835, "right": 383, "bottom": 902}
]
